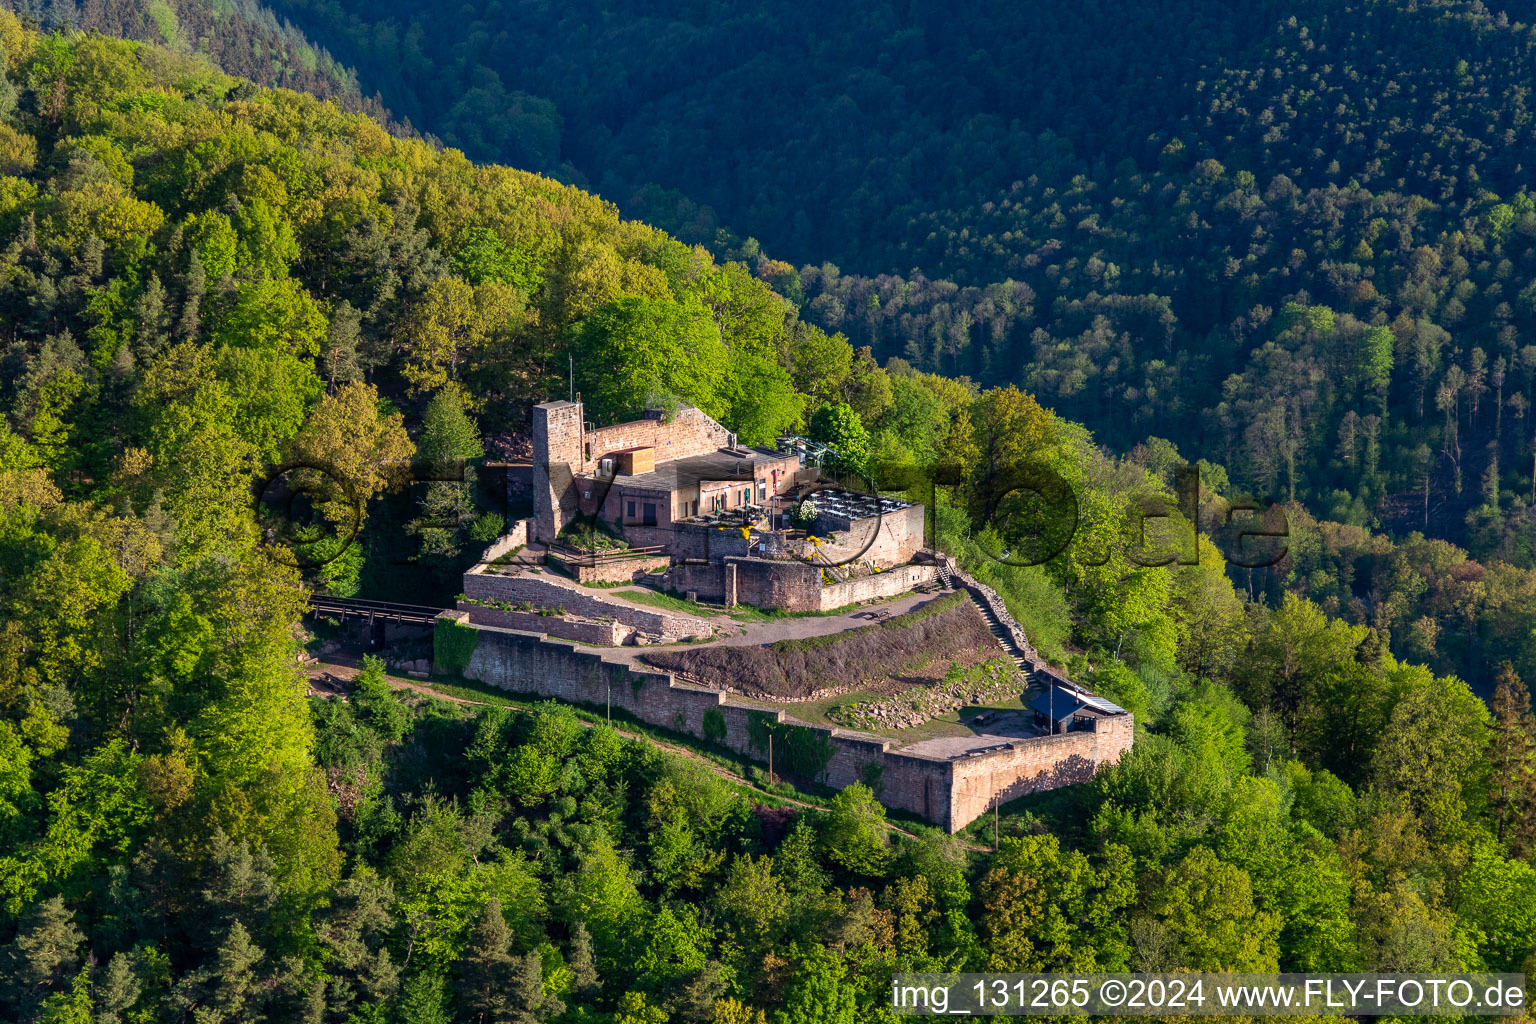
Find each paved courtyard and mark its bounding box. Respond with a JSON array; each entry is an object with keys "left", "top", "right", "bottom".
[{"left": 896, "top": 708, "right": 1047, "bottom": 757}]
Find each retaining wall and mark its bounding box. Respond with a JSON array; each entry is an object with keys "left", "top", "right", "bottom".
[
  {"left": 663, "top": 558, "right": 935, "bottom": 612},
  {"left": 818, "top": 563, "right": 936, "bottom": 609},
  {"left": 457, "top": 602, "right": 628, "bottom": 645},
  {"left": 462, "top": 569, "right": 715, "bottom": 641},
  {"left": 809, "top": 503, "right": 926, "bottom": 567},
  {"left": 949, "top": 714, "right": 1134, "bottom": 826},
  {"left": 438, "top": 612, "right": 1131, "bottom": 831}
]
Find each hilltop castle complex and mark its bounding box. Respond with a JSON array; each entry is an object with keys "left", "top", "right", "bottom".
[{"left": 434, "top": 399, "right": 1133, "bottom": 832}]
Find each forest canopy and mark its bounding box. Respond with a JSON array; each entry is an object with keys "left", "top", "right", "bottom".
[
  {"left": 248, "top": 0, "right": 1536, "bottom": 605},
  {"left": 4, "top": 11, "right": 1536, "bottom": 1024}
]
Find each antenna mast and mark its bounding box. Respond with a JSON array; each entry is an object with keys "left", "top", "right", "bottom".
[{"left": 569, "top": 354, "right": 575, "bottom": 403}]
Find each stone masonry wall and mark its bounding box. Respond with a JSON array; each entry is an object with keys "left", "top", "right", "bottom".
[
  {"left": 660, "top": 559, "right": 935, "bottom": 611},
  {"left": 947, "top": 713, "right": 1134, "bottom": 827},
  {"left": 545, "top": 552, "right": 672, "bottom": 584},
  {"left": 663, "top": 561, "right": 727, "bottom": 601},
  {"left": 441, "top": 613, "right": 1128, "bottom": 831},
  {"left": 462, "top": 569, "right": 715, "bottom": 641},
  {"left": 447, "top": 616, "right": 960, "bottom": 826},
  {"left": 726, "top": 558, "right": 822, "bottom": 610},
  {"left": 728, "top": 558, "right": 935, "bottom": 611},
  {"left": 478, "top": 518, "right": 533, "bottom": 564},
  {"left": 458, "top": 603, "right": 628, "bottom": 645},
  {"left": 581, "top": 406, "right": 732, "bottom": 472},
  {"left": 818, "top": 563, "right": 936, "bottom": 609},
  {"left": 810, "top": 503, "right": 926, "bottom": 568},
  {"left": 669, "top": 524, "right": 753, "bottom": 563},
  {"left": 533, "top": 402, "right": 584, "bottom": 542}
]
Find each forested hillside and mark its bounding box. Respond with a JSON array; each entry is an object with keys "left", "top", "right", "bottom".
[
  {"left": 7, "top": 15, "right": 1536, "bottom": 1024},
  {"left": 252, "top": 0, "right": 1536, "bottom": 275},
  {"left": 250, "top": 0, "right": 1536, "bottom": 574},
  {"left": 4, "top": 0, "right": 400, "bottom": 128}
]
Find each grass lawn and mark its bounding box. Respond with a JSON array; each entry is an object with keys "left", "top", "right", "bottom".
[
  {"left": 891, "top": 692, "right": 1032, "bottom": 742},
  {"left": 614, "top": 588, "right": 725, "bottom": 615}
]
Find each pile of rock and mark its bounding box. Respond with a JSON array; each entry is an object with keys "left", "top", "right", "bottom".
[
  {"left": 389, "top": 657, "right": 432, "bottom": 678},
  {"left": 829, "top": 661, "right": 1019, "bottom": 731}
]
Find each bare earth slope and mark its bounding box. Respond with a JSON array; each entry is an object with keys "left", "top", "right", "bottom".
[{"left": 641, "top": 592, "right": 997, "bottom": 699}]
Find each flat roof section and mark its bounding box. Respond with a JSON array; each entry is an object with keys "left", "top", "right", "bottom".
[{"left": 599, "top": 447, "right": 789, "bottom": 492}]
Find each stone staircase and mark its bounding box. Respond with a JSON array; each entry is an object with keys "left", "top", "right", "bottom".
[
  {"left": 930, "top": 553, "right": 1051, "bottom": 691},
  {"left": 974, "top": 594, "right": 1032, "bottom": 674}
]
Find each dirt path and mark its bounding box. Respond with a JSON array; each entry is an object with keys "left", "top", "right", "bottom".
[{"left": 306, "top": 658, "right": 981, "bottom": 847}]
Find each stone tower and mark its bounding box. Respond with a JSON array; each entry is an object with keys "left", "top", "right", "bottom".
[{"left": 533, "top": 400, "right": 584, "bottom": 543}]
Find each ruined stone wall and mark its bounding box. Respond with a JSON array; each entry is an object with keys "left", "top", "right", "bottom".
[
  {"left": 534, "top": 402, "right": 736, "bottom": 542},
  {"left": 478, "top": 518, "right": 534, "bottom": 564},
  {"left": 728, "top": 558, "right": 935, "bottom": 612},
  {"left": 550, "top": 554, "right": 671, "bottom": 585},
  {"left": 441, "top": 615, "right": 1128, "bottom": 831},
  {"left": 727, "top": 558, "right": 823, "bottom": 610},
  {"left": 659, "top": 558, "right": 935, "bottom": 611},
  {"left": 448, "top": 618, "right": 963, "bottom": 826},
  {"left": 818, "top": 563, "right": 936, "bottom": 609},
  {"left": 462, "top": 570, "right": 714, "bottom": 641},
  {"left": 458, "top": 602, "right": 629, "bottom": 645},
  {"left": 809, "top": 503, "right": 925, "bottom": 567},
  {"left": 664, "top": 561, "right": 727, "bottom": 601},
  {"left": 670, "top": 524, "right": 754, "bottom": 563},
  {"left": 583, "top": 406, "right": 732, "bottom": 470}
]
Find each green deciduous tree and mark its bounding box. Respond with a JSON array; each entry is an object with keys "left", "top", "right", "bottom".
[
  {"left": 569, "top": 295, "right": 730, "bottom": 426},
  {"left": 818, "top": 783, "right": 889, "bottom": 875},
  {"left": 1139, "top": 846, "right": 1280, "bottom": 971},
  {"left": 808, "top": 402, "right": 870, "bottom": 472}
]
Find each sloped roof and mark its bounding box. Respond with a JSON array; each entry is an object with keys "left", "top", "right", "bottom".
[{"left": 1029, "top": 683, "right": 1128, "bottom": 720}]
